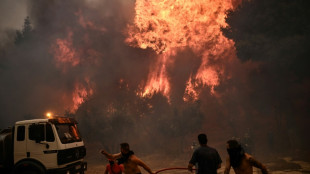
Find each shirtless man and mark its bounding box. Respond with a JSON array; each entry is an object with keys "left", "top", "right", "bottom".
[
  {"left": 224, "top": 139, "right": 268, "bottom": 174},
  {"left": 101, "top": 143, "right": 154, "bottom": 174}
]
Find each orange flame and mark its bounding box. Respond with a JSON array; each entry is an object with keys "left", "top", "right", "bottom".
[
  {"left": 140, "top": 53, "right": 171, "bottom": 100},
  {"left": 126, "top": 0, "right": 234, "bottom": 52},
  {"left": 72, "top": 78, "right": 94, "bottom": 112},
  {"left": 126, "top": 0, "right": 240, "bottom": 101},
  {"left": 184, "top": 35, "right": 236, "bottom": 100},
  {"left": 51, "top": 25, "right": 96, "bottom": 112},
  {"left": 183, "top": 77, "right": 199, "bottom": 102},
  {"left": 52, "top": 30, "right": 80, "bottom": 69},
  {"left": 75, "top": 10, "right": 107, "bottom": 32}
]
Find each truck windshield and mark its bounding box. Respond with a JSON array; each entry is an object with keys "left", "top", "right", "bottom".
[{"left": 55, "top": 124, "right": 82, "bottom": 144}]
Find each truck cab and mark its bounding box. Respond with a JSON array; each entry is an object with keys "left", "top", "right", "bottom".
[{"left": 2, "top": 117, "right": 87, "bottom": 174}]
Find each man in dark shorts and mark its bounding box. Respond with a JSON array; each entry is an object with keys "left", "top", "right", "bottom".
[{"left": 188, "top": 133, "right": 222, "bottom": 174}]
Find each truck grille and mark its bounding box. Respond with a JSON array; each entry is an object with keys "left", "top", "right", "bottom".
[{"left": 57, "top": 146, "right": 86, "bottom": 165}]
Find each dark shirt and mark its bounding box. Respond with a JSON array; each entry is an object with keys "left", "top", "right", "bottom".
[{"left": 189, "top": 145, "right": 222, "bottom": 174}]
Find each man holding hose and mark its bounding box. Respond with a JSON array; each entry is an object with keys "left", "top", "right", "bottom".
[{"left": 101, "top": 142, "right": 155, "bottom": 174}]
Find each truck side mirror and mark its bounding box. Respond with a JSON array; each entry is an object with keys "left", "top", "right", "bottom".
[
  {"left": 29, "top": 124, "right": 45, "bottom": 143},
  {"left": 41, "top": 140, "right": 50, "bottom": 149}
]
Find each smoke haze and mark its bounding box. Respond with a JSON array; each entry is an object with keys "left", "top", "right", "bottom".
[{"left": 0, "top": 0, "right": 309, "bottom": 164}]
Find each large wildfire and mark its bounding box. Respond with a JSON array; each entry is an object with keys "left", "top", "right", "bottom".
[
  {"left": 126, "top": 0, "right": 238, "bottom": 101},
  {"left": 1, "top": 0, "right": 309, "bottom": 161},
  {"left": 49, "top": 0, "right": 241, "bottom": 111}
]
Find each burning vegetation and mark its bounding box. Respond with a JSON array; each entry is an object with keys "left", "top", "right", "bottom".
[{"left": 0, "top": 0, "right": 310, "bottom": 164}]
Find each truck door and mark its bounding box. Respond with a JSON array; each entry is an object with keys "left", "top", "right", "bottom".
[
  {"left": 27, "top": 123, "right": 58, "bottom": 168},
  {"left": 14, "top": 125, "right": 27, "bottom": 164}
]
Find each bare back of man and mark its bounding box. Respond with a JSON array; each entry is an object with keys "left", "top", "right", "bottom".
[
  {"left": 225, "top": 153, "right": 268, "bottom": 174},
  {"left": 101, "top": 143, "right": 154, "bottom": 174},
  {"left": 230, "top": 153, "right": 254, "bottom": 174},
  {"left": 101, "top": 150, "right": 154, "bottom": 174},
  {"left": 122, "top": 155, "right": 152, "bottom": 174}
]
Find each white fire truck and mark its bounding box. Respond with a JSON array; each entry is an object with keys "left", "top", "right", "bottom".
[{"left": 0, "top": 117, "right": 87, "bottom": 174}]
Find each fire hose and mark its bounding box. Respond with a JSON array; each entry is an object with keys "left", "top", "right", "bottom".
[{"left": 155, "top": 167, "right": 196, "bottom": 174}]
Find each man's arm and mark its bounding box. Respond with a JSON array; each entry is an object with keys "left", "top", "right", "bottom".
[
  {"left": 188, "top": 150, "right": 197, "bottom": 172},
  {"left": 188, "top": 163, "right": 194, "bottom": 172},
  {"left": 134, "top": 156, "right": 154, "bottom": 174},
  {"left": 100, "top": 149, "right": 122, "bottom": 160},
  {"left": 216, "top": 150, "right": 222, "bottom": 169},
  {"left": 224, "top": 156, "right": 231, "bottom": 174},
  {"left": 248, "top": 156, "right": 268, "bottom": 174}
]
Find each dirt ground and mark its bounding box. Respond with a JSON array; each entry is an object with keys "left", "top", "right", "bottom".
[
  {"left": 0, "top": 154, "right": 309, "bottom": 174},
  {"left": 85, "top": 154, "right": 310, "bottom": 174},
  {"left": 83, "top": 141, "right": 310, "bottom": 174}
]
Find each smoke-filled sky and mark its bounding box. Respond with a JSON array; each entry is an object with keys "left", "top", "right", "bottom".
[
  {"left": 0, "top": 0, "right": 309, "bottom": 160},
  {"left": 0, "top": 0, "right": 26, "bottom": 47}
]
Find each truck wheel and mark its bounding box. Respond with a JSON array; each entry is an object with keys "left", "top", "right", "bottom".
[
  {"left": 14, "top": 161, "right": 45, "bottom": 174},
  {"left": 20, "top": 170, "right": 40, "bottom": 174},
  {"left": 16, "top": 167, "right": 45, "bottom": 174}
]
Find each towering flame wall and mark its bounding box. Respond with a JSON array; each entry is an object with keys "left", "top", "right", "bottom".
[
  {"left": 126, "top": 0, "right": 239, "bottom": 101},
  {"left": 47, "top": 0, "right": 241, "bottom": 111}
]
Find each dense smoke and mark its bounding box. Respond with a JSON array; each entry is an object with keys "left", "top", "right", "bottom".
[{"left": 0, "top": 0, "right": 309, "bottom": 163}]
